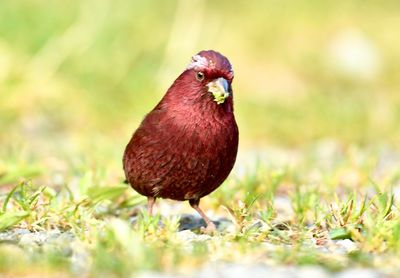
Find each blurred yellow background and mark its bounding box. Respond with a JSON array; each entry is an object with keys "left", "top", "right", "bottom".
[
  {"left": 1, "top": 0, "right": 400, "bottom": 160},
  {"left": 1, "top": 3, "right": 400, "bottom": 276}
]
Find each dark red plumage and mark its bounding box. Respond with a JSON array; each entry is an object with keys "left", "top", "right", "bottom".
[{"left": 123, "top": 50, "right": 238, "bottom": 232}]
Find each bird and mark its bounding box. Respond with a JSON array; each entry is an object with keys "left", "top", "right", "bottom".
[{"left": 123, "top": 50, "right": 238, "bottom": 233}]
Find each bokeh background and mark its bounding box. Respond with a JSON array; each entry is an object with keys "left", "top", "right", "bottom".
[
  {"left": 1, "top": 0, "right": 400, "bottom": 160},
  {"left": 1, "top": 0, "right": 400, "bottom": 276}
]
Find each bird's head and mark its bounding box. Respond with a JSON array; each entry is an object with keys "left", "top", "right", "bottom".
[
  {"left": 165, "top": 50, "right": 234, "bottom": 108},
  {"left": 186, "top": 50, "right": 234, "bottom": 105}
]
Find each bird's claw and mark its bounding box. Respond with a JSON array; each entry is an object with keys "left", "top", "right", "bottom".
[{"left": 200, "top": 222, "right": 217, "bottom": 235}]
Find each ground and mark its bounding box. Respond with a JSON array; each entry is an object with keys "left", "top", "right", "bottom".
[{"left": 1, "top": 142, "right": 399, "bottom": 277}]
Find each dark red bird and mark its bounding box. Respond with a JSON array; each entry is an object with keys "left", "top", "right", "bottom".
[{"left": 123, "top": 50, "right": 238, "bottom": 232}]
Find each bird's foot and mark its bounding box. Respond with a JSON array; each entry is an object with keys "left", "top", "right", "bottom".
[{"left": 200, "top": 222, "right": 217, "bottom": 235}]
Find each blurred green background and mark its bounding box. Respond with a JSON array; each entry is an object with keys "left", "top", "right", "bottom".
[
  {"left": 1, "top": 0, "right": 400, "bottom": 166},
  {"left": 1, "top": 1, "right": 400, "bottom": 276}
]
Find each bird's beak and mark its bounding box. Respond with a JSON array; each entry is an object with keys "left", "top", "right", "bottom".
[{"left": 206, "top": 78, "right": 230, "bottom": 105}]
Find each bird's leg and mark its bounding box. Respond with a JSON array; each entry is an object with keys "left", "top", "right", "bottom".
[
  {"left": 147, "top": 197, "right": 156, "bottom": 215},
  {"left": 189, "top": 199, "right": 216, "bottom": 234}
]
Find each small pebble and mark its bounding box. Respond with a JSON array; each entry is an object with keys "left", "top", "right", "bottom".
[{"left": 334, "top": 239, "right": 358, "bottom": 253}]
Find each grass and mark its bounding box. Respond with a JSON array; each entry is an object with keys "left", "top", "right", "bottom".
[
  {"left": 1, "top": 143, "right": 400, "bottom": 276},
  {"left": 1, "top": 0, "right": 400, "bottom": 276}
]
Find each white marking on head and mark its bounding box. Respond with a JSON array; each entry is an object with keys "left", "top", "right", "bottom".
[{"left": 187, "top": 55, "right": 209, "bottom": 70}]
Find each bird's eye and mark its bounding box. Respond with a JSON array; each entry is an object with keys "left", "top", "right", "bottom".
[{"left": 196, "top": 72, "right": 205, "bottom": 81}]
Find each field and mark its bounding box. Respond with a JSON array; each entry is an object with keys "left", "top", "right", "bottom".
[{"left": 1, "top": 0, "right": 400, "bottom": 277}]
